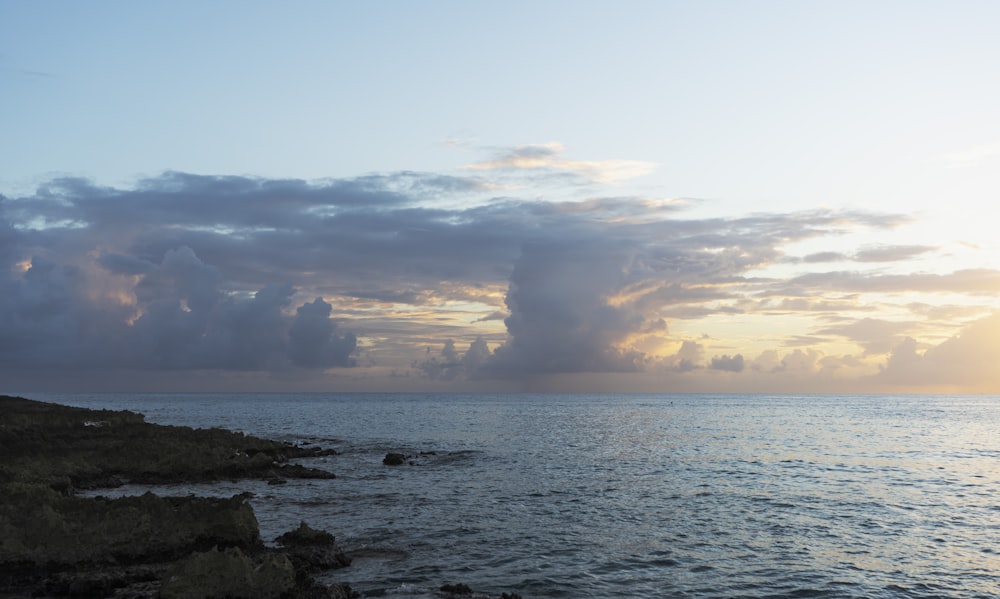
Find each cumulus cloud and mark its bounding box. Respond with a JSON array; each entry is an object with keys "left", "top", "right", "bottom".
[
  {"left": 416, "top": 336, "right": 490, "bottom": 381},
  {"left": 486, "top": 240, "right": 647, "bottom": 376},
  {"left": 2, "top": 157, "right": 992, "bottom": 390},
  {"left": 660, "top": 340, "right": 704, "bottom": 373},
  {"left": 0, "top": 241, "right": 359, "bottom": 373},
  {"left": 710, "top": 353, "right": 745, "bottom": 372},
  {"left": 288, "top": 297, "right": 357, "bottom": 368},
  {"left": 876, "top": 314, "right": 1000, "bottom": 391}
]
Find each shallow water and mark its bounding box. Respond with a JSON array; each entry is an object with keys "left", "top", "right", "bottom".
[{"left": 42, "top": 392, "right": 1000, "bottom": 598}]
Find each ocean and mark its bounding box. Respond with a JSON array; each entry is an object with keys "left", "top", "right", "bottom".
[{"left": 31, "top": 392, "right": 1000, "bottom": 598}]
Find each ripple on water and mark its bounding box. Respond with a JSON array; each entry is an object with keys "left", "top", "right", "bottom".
[{"left": 51, "top": 392, "right": 1000, "bottom": 598}]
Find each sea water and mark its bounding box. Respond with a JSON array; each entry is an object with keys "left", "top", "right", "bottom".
[{"left": 33, "top": 393, "right": 1000, "bottom": 598}]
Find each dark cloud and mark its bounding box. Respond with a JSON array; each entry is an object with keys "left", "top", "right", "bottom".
[
  {"left": 98, "top": 253, "right": 156, "bottom": 276},
  {"left": 710, "top": 354, "right": 745, "bottom": 372},
  {"left": 416, "top": 337, "right": 490, "bottom": 381},
  {"left": 0, "top": 243, "right": 359, "bottom": 373},
  {"left": 0, "top": 254, "right": 121, "bottom": 368},
  {"left": 125, "top": 253, "right": 295, "bottom": 372},
  {"left": 0, "top": 170, "right": 939, "bottom": 386},
  {"left": 800, "top": 245, "right": 936, "bottom": 264},
  {"left": 288, "top": 297, "right": 357, "bottom": 368},
  {"left": 475, "top": 311, "right": 507, "bottom": 323},
  {"left": 486, "top": 240, "right": 647, "bottom": 376},
  {"left": 853, "top": 245, "right": 937, "bottom": 263},
  {"left": 785, "top": 269, "right": 1000, "bottom": 295},
  {"left": 803, "top": 251, "right": 847, "bottom": 263}
]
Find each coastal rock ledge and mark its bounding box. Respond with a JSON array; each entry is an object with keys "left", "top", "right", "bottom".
[
  {"left": 0, "top": 395, "right": 354, "bottom": 598},
  {"left": 0, "top": 395, "right": 525, "bottom": 599}
]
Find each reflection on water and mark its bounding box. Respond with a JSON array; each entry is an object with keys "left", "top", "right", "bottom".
[{"left": 52, "top": 393, "right": 1000, "bottom": 598}]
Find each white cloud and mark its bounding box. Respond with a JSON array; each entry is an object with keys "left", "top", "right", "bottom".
[{"left": 465, "top": 142, "right": 656, "bottom": 184}]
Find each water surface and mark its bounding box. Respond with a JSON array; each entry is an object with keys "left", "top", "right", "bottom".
[{"left": 39, "top": 393, "right": 1000, "bottom": 598}]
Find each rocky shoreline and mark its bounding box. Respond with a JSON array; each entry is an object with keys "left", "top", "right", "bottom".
[{"left": 0, "top": 395, "right": 521, "bottom": 599}]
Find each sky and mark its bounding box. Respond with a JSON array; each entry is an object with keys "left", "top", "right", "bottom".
[{"left": 2, "top": 1, "right": 1000, "bottom": 393}]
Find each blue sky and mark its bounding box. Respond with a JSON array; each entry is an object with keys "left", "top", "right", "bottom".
[{"left": 3, "top": 1, "right": 1000, "bottom": 392}]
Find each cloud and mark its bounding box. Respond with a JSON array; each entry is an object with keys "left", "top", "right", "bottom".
[
  {"left": 660, "top": 340, "right": 704, "bottom": 373},
  {"left": 486, "top": 240, "right": 647, "bottom": 376},
  {"left": 876, "top": 314, "right": 1000, "bottom": 392},
  {"left": 0, "top": 241, "right": 359, "bottom": 373},
  {"left": 783, "top": 269, "right": 1000, "bottom": 296},
  {"left": 2, "top": 159, "right": 989, "bottom": 390},
  {"left": 288, "top": 297, "right": 357, "bottom": 368},
  {"left": 803, "top": 251, "right": 848, "bottom": 263},
  {"left": 465, "top": 142, "right": 656, "bottom": 184},
  {"left": 817, "top": 317, "right": 914, "bottom": 355},
  {"left": 416, "top": 336, "right": 490, "bottom": 381},
  {"left": 710, "top": 353, "right": 745, "bottom": 372},
  {"left": 800, "top": 245, "right": 936, "bottom": 264},
  {"left": 853, "top": 245, "right": 937, "bottom": 263},
  {"left": 0, "top": 254, "right": 128, "bottom": 369}
]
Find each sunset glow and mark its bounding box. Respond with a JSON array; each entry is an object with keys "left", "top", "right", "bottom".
[{"left": 2, "top": 1, "right": 999, "bottom": 393}]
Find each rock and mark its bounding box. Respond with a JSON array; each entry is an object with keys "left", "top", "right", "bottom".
[
  {"left": 253, "top": 553, "right": 299, "bottom": 598},
  {"left": 437, "top": 583, "right": 522, "bottom": 599},
  {"left": 43, "top": 565, "right": 161, "bottom": 597},
  {"left": 383, "top": 452, "right": 406, "bottom": 466},
  {"left": 327, "top": 583, "right": 361, "bottom": 599},
  {"left": 0, "top": 396, "right": 525, "bottom": 599},
  {"left": 278, "top": 463, "right": 336, "bottom": 479},
  {"left": 160, "top": 545, "right": 296, "bottom": 599},
  {"left": 440, "top": 582, "right": 473, "bottom": 594},
  {"left": 276, "top": 522, "right": 351, "bottom": 571},
  {"left": 0, "top": 487, "right": 260, "bottom": 567},
  {"left": 0, "top": 394, "right": 336, "bottom": 490}
]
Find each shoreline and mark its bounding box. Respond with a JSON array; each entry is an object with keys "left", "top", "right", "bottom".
[{"left": 0, "top": 395, "right": 521, "bottom": 599}]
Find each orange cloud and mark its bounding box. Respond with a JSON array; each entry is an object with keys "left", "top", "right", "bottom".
[{"left": 877, "top": 313, "right": 1000, "bottom": 392}]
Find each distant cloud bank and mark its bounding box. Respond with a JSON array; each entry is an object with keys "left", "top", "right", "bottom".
[{"left": 3, "top": 147, "right": 1000, "bottom": 392}]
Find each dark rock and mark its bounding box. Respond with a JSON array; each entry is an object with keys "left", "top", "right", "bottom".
[
  {"left": 44, "top": 564, "right": 162, "bottom": 598},
  {"left": 0, "top": 396, "right": 524, "bottom": 599},
  {"left": 278, "top": 463, "right": 336, "bottom": 479},
  {"left": 0, "top": 486, "right": 260, "bottom": 567},
  {"left": 276, "top": 522, "right": 351, "bottom": 571},
  {"left": 159, "top": 545, "right": 296, "bottom": 599},
  {"left": 383, "top": 452, "right": 406, "bottom": 466},
  {"left": 440, "top": 582, "right": 473, "bottom": 594},
  {"left": 293, "top": 446, "right": 340, "bottom": 458},
  {"left": 0, "top": 394, "right": 336, "bottom": 490},
  {"left": 0, "top": 395, "right": 309, "bottom": 597},
  {"left": 328, "top": 582, "right": 361, "bottom": 599},
  {"left": 277, "top": 521, "right": 337, "bottom": 547}
]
